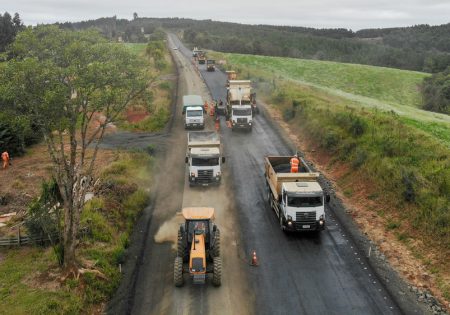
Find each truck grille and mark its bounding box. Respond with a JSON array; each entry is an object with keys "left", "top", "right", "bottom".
[
  {"left": 237, "top": 117, "right": 247, "bottom": 123},
  {"left": 197, "top": 169, "right": 213, "bottom": 182},
  {"left": 295, "top": 211, "right": 316, "bottom": 224}
]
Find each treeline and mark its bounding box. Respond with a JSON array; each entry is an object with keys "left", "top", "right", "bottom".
[
  {"left": 0, "top": 12, "right": 33, "bottom": 155},
  {"left": 0, "top": 12, "right": 24, "bottom": 52},
  {"left": 421, "top": 68, "right": 450, "bottom": 114},
  {"left": 54, "top": 17, "right": 450, "bottom": 73}
]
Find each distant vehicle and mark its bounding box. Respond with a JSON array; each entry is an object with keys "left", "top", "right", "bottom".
[
  {"left": 182, "top": 95, "right": 204, "bottom": 115},
  {"left": 174, "top": 207, "right": 221, "bottom": 287},
  {"left": 173, "top": 47, "right": 178, "bottom": 50},
  {"left": 225, "top": 70, "right": 237, "bottom": 87},
  {"left": 206, "top": 59, "right": 216, "bottom": 72},
  {"left": 265, "top": 156, "right": 329, "bottom": 232},
  {"left": 198, "top": 52, "right": 206, "bottom": 64},
  {"left": 192, "top": 46, "right": 200, "bottom": 57},
  {"left": 186, "top": 132, "right": 225, "bottom": 186}
]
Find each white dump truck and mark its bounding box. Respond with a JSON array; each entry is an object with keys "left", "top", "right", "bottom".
[
  {"left": 186, "top": 132, "right": 225, "bottom": 186},
  {"left": 227, "top": 80, "right": 254, "bottom": 131},
  {"left": 265, "top": 156, "right": 329, "bottom": 232},
  {"left": 183, "top": 95, "right": 205, "bottom": 129}
]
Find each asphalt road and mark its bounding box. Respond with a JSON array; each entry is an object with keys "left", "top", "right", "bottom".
[
  {"left": 170, "top": 34, "right": 404, "bottom": 315},
  {"left": 109, "top": 34, "right": 427, "bottom": 315}
]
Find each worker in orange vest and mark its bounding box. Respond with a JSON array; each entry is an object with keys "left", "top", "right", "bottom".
[
  {"left": 1, "top": 151, "right": 10, "bottom": 169},
  {"left": 290, "top": 155, "right": 300, "bottom": 173},
  {"left": 204, "top": 101, "right": 209, "bottom": 113}
]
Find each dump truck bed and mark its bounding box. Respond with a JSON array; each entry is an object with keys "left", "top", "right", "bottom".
[
  {"left": 187, "top": 131, "right": 220, "bottom": 148},
  {"left": 265, "top": 156, "right": 320, "bottom": 200}
]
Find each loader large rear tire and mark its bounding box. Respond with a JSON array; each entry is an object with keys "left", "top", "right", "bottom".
[
  {"left": 212, "top": 228, "right": 221, "bottom": 257},
  {"left": 212, "top": 257, "right": 222, "bottom": 287},
  {"left": 174, "top": 257, "right": 184, "bottom": 287},
  {"left": 177, "top": 229, "right": 186, "bottom": 260}
]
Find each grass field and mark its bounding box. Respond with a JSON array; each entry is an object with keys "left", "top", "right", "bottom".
[
  {"left": 212, "top": 51, "right": 450, "bottom": 146},
  {"left": 223, "top": 53, "right": 429, "bottom": 108}
]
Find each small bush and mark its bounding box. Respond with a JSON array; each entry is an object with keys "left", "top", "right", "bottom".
[
  {"left": 386, "top": 220, "right": 401, "bottom": 230},
  {"left": 282, "top": 108, "right": 296, "bottom": 121},
  {"left": 351, "top": 148, "right": 368, "bottom": 169},
  {"left": 322, "top": 130, "right": 340, "bottom": 149},
  {"left": 81, "top": 198, "right": 113, "bottom": 242}
]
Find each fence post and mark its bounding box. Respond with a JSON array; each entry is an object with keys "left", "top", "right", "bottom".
[{"left": 18, "top": 226, "right": 21, "bottom": 246}]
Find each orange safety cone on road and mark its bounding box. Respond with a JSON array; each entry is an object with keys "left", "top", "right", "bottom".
[
  {"left": 210, "top": 106, "right": 215, "bottom": 117},
  {"left": 204, "top": 101, "right": 209, "bottom": 113},
  {"left": 251, "top": 251, "right": 258, "bottom": 266}
]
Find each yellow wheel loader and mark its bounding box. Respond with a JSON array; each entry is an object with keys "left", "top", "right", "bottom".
[{"left": 174, "top": 207, "right": 221, "bottom": 287}]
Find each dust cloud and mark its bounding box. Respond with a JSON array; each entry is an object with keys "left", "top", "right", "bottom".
[{"left": 154, "top": 212, "right": 184, "bottom": 249}]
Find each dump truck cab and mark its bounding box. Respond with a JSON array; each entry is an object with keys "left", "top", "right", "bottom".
[
  {"left": 280, "top": 181, "right": 326, "bottom": 231},
  {"left": 186, "top": 132, "right": 225, "bottom": 186},
  {"left": 174, "top": 207, "right": 221, "bottom": 287},
  {"left": 206, "top": 59, "right": 216, "bottom": 71}
]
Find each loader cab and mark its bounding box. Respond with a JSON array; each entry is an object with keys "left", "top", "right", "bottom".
[{"left": 182, "top": 207, "right": 215, "bottom": 247}]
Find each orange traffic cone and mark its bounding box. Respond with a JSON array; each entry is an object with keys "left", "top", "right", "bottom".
[
  {"left": 204, "top": 101, "right": 209, "bottom": 112},
  {"left": 250, "top": 251, "right": 258, "bottom": 266},
  {"left": 210, "top": 106, "right": 215, "bottom": 116}
]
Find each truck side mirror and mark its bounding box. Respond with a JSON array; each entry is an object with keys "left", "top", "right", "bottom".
[
  {"left": 326, "top": 194, "right": 331, "bottom": 203},
  {"left": 221, "top": 157, "right": 226, "bottom": 164},
  {"left": 185, "top": 156, "right": 188, "bottom": 164}
]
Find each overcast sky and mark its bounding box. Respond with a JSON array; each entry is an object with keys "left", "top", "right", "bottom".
[{"left": 3, "top": 0, "right": 450, "bottom": 30}]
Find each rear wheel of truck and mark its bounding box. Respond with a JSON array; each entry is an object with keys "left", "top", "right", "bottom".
[
  {"left": 174, "top": 256, "right": 184, "bottom": 287},
  {"left": 212, "top": 257, "right": 222, "bottom": 286}
]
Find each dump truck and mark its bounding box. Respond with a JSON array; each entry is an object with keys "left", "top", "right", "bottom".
[
  {"left": 183, "top": 95, "right": 205, "bottom": 129},
  {"left": 206, "top": 59, "right": 216, "bottom": 72},
  {"left": 186, "top": 132, "right": 225, "bottom": 186},
  {"left": 192, "top": 47, "right": 201, "bottom": 58},
  {"left": 227, "top": 80, "right": 255, "bottom": 130},
  {"left": 265, "top": 156, "right": 329, "bottom": 232},
  {"left": 174, "top": 207, "right": 221, "bottom": 286},
  {"left": 225, "top": 70, "right": 237, "bottom": 87},
  {"left": 198, "top": 51, "right": 206, "bottom": 64}
]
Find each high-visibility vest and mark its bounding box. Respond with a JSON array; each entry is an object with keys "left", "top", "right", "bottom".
[{"left": 290, "top": 157, "right": 300, "bottom": 173}]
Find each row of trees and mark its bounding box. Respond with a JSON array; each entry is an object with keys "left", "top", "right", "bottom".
[
  {"left": 0, "top": 25, "right": 148, "bottom": 271},
  {"left": 0, "top": 12, "right": 24, "bottom": 52},
  {"left": 421, "top": 68, "right": 450, "bottom": 114}
]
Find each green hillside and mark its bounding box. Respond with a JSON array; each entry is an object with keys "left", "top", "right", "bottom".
[{"left": 224, "top": 53, "right": 428, "bottom": 108}]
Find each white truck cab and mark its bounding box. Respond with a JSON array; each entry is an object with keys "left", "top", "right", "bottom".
[
  {"left": 186, "top": 132, "right": 225, "bottom": 186},
  {"left": 280, "top": 182, "right": 326, "bottom": 231},
  {"left": 231, "top": 105, "right": 253, "bottom": 130},
  {"left": 185, "top": 106, "right": 205, "bottom": 129}
]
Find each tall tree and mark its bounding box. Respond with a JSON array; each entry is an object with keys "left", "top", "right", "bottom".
[
  {"left": 0, "top": 12, "right": 24, "bottom": 52},
  {"left": 0, "top": 25, "right": 148, "bottom": 271}
]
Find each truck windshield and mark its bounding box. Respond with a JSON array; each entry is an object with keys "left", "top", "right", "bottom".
[
  {"left": 192, "top": 157, "right": 219, "bottom": 166},
  {"left": 233, "top": 108, "right": 252, "bottom": 116},
  {"left": 288, "top": 196, "right": 322, "bottom": 207},
  {"left": 187, "top": 110, "right": 203, "bottom": 117}
]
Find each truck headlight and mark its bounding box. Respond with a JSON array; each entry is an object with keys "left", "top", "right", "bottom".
[
  {"left": 319, "top": 215, "right": 324, "bottom": 225},
  {"left": 190, "top": 172, "right": 195, "bottom": 177},
  {"left": 287, "top": 215, "right": 292, "bottom": 221},
  {"left": 216, "top": 171, "right": 221, "bottom": 177},
  {"left": 249, "top": 122, "right": 252, "bottom": 125}
]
